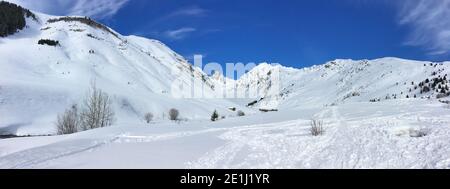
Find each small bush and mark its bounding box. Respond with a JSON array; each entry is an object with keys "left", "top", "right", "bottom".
[
  {"left": 211, "top": 110, "right": 219, "bottom": 122},
  {"left": 56, "top": 104, "right": 79, "bottom": 135},
  {"left": 409, "top": 129, "right": 427, "bottom": 138},
  {"left": 237, "top": 110, "right": 245, "bottom": 117},
  {"left": 144, "top": 112, "right": 153, "bottom": 123},
  {"left": 38, "top": 39, "right": 60, "bottom": 46},
  {"left": 259, "top": 109, "right": 278, "bottom": 112},
  {"left": 310, "top": 120, "right": 325, "bottom": 136},
  {"left": 421, "top": 86, "right": 431, "bottom": 93},
  {"left": 169, "top": 108, "right": 179, "bottom": 121},
  {"left": 437, "top": 93, "right": 450, "bottom": 99},
  {"left": 247, "top": 100, "right": 258, "bottom": 107},
  {"left": 87, "top": 33, "right": 102, "bottom": 40}
]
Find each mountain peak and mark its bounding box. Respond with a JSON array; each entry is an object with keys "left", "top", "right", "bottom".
[
  {"left": 1, "top": 2, "right": 450, "bottom": 136},
  {"left": 46, "top": 16, "right": 120, "bottom": 39}
]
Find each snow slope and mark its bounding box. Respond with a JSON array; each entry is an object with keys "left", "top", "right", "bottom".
[
  {"left": 212, "top": 58, "right": 450, "bottom": 110},
  {"left": 1, "top": 7, "right": 449, "bottom": 135},
  {"left": 1, "top": 100, "right": 449, "bottom": 169},
  {"left": 0, "top": 12, "right": 252, "bottom": 135},
  {"left": 1, "top": 4, "right": 450, "bottom": 169}
]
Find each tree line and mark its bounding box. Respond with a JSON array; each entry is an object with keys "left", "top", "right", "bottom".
[{"left": 0, "top": 1, "right": 36, "bottom": 37}]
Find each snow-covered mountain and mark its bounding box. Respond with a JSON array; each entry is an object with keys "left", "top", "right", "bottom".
[
  {"left": 218, "top": 58, "right": 450, "bottom": 110},
  {"left": 1, "top": 2, "right": 449, "bottom": 136},
  {"left": 0, "top": 4, "right": 251, "bottom": 135},
  {"left": 1, "top": 2, "right": 450, "bottom": 169}
]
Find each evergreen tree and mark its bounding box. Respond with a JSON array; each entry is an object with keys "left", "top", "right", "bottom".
[
  {"left": 0, "top": 1, "right": 35, "bottom": 37},
  {"left": 211, "top": 110, "right": 219, "bottom": 122}
]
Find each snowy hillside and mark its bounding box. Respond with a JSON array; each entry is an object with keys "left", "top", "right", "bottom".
[
  {"left": 1, "top": 4, "right": 450, "bottom": 136},
  {"left": 1, "top": 2, "right": 450, "bottom": 169},
  {"left": 214, "top": 58, "right": 450, "bottom": 110},
  {"left": 0, "top": 8, "right": 252, "bottom": 135},
  {"left": 1, "top": 99, "right": 449, "bottom": 169}
]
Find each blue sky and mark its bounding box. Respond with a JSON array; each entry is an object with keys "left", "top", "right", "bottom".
[{"left": 9, "top": 0, "right": 450, "bottom": 68}]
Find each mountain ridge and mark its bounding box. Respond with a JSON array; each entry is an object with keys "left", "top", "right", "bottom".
[{"left": 1, "top": 3, "right": 449, "bottom": 135}]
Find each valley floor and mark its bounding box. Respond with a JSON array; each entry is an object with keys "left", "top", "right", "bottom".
[{"left": 0, "top": 99, "right": 449, "bottom": 169}]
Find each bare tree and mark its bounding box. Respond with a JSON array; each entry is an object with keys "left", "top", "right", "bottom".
[
  {"left": 144, "top": 112, "right": 153, "bottom": 123},
  {"left": 56, "top": 104, "right": 79, "bottom": 135},
  {"left": 310, "top": 119, "right": 325, "bottom": 136},
  {"left": 169, "top": 108, "right": 179, "bottom": 121},
  {"left": 80, "top": 82, "right": 115, "bottom": 130}
]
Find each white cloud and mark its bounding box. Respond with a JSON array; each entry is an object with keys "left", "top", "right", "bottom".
[
  {"left": 397, "top": 0, "right": 450, "bottom": 55},
  {"left": 145, "top": 6, "right": 208, "bottom": 28},
  {"left": 165, "top": 27, "right": 196, "bottom": 40},
  {"left": 167, "top": 6, "right": 208, "bottom": 18},
  {"left": 69, "top": 0, "right": 130, "bottom": 19},
  {"left": 5, "top": 0, "right": 130, "bottom": 19}
]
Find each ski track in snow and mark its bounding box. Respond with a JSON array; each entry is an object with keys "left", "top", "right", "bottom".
[
  {"left": 0, "top": 137, "right": 121, "bottom": 169},
  {"left": 187, "top": 106, "right": 450, "bottom": 169},
  {"left": 186, "top": 107, "right": 339, "bottom": 169},
  {"left": 0, "top": 128, "right": 224, "bottom": 168},
  {"left": 0, "top": 124, "right": 278, "bottom": 168},
  {"left": 1, "top": 104, "right": 450, "bottom": 169},
  {"left": 1, "top": 5, "right": 450, "bottom": 169}
]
